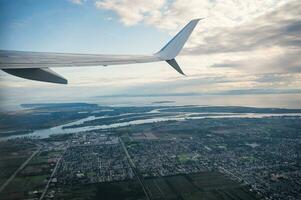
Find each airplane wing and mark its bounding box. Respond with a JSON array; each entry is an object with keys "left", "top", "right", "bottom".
[{"left": 0, "top": 19, "right": 200, "bottom": 84}]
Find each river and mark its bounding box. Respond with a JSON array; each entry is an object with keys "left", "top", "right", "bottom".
[{"left": 2, "top": 111, "right": 301, "bottom": 141}]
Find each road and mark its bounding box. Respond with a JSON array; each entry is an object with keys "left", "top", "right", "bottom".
[
  {"left": 219, "top": 166, "right": 242, "bottom": 182},
  {"left": 39, "top": 144, "right": 68, "bottom": 200},
  {"left": 0, "top": 147, "right": 41, "bottom": 193},
  {"left": 119, "top": 137, "right": 152, "bottom": 200}
]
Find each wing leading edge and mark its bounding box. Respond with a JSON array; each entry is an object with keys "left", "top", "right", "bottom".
[{"left": 0, "top": 19, "right": 200, "bottom": 84}]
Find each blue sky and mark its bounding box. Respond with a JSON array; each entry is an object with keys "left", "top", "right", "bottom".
[
  {"left": 0, "top": 0, "right": 167, "bottom": 53},
  {"left": 0, "top": 0, "right": 301, "bottom": 109}
]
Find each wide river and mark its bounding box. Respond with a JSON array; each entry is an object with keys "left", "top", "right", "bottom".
[{"left": 2, "top": 110, "right": 301, "bottom": 141}]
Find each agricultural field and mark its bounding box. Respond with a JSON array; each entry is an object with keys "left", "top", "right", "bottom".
[
  {"left": 48, "top": 172, "right": 257, "bottom": 200},
  {"left": 144, "top": 172, "right": 257, "bottom": 200},
  {"left": 0, "top": 144, "right": 62, "bottom": 200},
  {"left": 53, "top": 181, "right": 145, "bottom": 200},
  {"left": 0, "top": 141, "right": 36, "bottom": 186}
]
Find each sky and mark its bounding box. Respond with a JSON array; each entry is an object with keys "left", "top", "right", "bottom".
[{"left": 0, "top": 0, "right": 301, "bottom": 109}]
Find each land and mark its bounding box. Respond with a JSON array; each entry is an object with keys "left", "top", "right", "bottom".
[
  {"left": 0, "top": 103, "right": 98, "bottom": 136},
  {"left": 0, "top": 104, "right": 300, "bottom": 200},
  {"left": 1, "top": 104, "right": 301, "bottom": 138},
  {"left": 151, "top": 101, "right": 175, "bottom": 104}
]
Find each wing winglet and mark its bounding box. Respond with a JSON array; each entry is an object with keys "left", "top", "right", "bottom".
[
  {"left": 156, "top": 19, "right": 201, "bottom": 60},
  {"left": 166, "top": 59, "right": 185, "bottom": 75},
  {"left": 156, "top": 19, "right": 201, "bottom": 75}
]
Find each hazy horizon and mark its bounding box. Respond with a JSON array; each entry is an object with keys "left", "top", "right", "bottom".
[
  {"left": 1, "top": 0, "right": 300, "bottom": 109},
  {"left": 2, "top": 94, "right": 301, "bottom": 112}
]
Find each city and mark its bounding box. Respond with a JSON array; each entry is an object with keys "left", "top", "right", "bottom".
[
  {"left": 0, "top": 104, "right": 300, "bottom": 200},
  {"left": 1, "top": 0, "right": 301, "bottom": 199}
]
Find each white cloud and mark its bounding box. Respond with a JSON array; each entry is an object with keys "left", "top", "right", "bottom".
[
  {"left": 69, "top": 0, "right": 86, "bottom": 5},
  {"left": 95, "top": 0, "right": 288, "bottom": 30},
  {"left": 95, "top": 0, "right": 166, "bottom": 26},
  {"left": 104, "top": 17, "right": 113, "bottom": 21},
  {"left": 2, "top": 0, "right": 301, "bottom": 108}
]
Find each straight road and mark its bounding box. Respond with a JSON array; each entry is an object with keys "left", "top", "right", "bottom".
[
  {"left": 0, "top": 147, "right": 41, "bottom": 193},
  {"left": 119, "top": 137, "right": 152, "bottom": 200},
  {"left": 39, "top": 144, "right": 68, "bottom": 200}
]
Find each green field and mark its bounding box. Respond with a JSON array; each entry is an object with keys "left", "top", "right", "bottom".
[
  {"left": 144, "top": 172, "right": 258, "bottom": 200},
  {"left": 0, "top": 175, "right": 47, "bottom": 200},
  {"left": 0, "top": 141, "right": 36, "bottom": 186},
  {"left": 0, "top": 147, "right": 62, "bottom": 200},
  {"left": 49, "top": 171, "right": 258, "bottom": 200},
  {"left": 53, "top": 181, "right": 146, "bottom": 200},
  {"left": 177, "top": 154, "right": 190, "bottom": 163}
]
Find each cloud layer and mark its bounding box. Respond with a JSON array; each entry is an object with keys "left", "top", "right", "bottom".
[
  {"left": 1, "top": 0, "right": 301, "bottom": 108},
  {"left": 92, "top": 0, "right": 301, "bottom": 102}
]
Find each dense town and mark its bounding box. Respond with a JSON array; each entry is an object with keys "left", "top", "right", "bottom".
[{"left": 0, "top": 105, "right": 300, "bottom": 200}]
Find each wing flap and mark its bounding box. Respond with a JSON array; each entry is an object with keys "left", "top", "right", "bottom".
[{"left": 2, "top": 68, "right": 67, "bottom": 84}]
